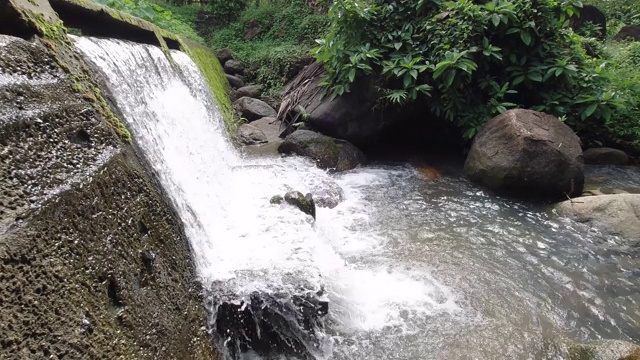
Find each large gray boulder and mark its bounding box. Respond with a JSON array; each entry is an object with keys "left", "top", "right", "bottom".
[
  {"left": 234, "top": 96, "right": 277, "bottom": 121},
  {"left": 236, "top": 84, "right": 263, "bottom": 98},
  {"left": 614, "top": 25, "right": 640, "bottom": 42},
  {"left": 279, "top": 62, "right": 383, "bottom": 146},
  {"left": 583, "top": 147, "right": 629, "bottom": 165},
  {"left": 464, "top": 109, "right": 584, "bottom": 198},
  {"left": 569, "top": 4, "right": 607, "bottom": 39},
  {"left": 278, "top": 130, "right": 366, "bottom": 172},
  {"left": 555, "top": 194, "right": 640, "bottom": 241},
  {"left": 237, "top": 124, "right": 267, "bottom": 145}
]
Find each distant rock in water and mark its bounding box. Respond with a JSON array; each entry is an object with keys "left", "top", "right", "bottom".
[
  {"left": 555, "top": 194, "right": 640, "bottom": 241},
  {"left": 278, "top": 130, "right": 366, "bottom": 172},
  {"left": 583, "top": 147, "right": 629, "bottom": 165},
  {"left": 464, "top": 109, "right": 584, "bottom": 199},
  {"left": 566, "top": 339, "right": 640, "bottom": 360},
  {"left": 284, "top": 191, "right": 316, "bottom": 219}
]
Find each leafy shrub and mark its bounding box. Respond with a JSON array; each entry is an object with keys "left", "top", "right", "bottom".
[
  {"left": 587, "top": 0, "right": 640, "bottom": 26},
  {"left": 313, "top": 0, "right": 629, "bottom": 139},
  {"left": 95, "top": 0, "right": 203, "bottom": 42},
  {"left": 208, "top": 0, "right": 327, "bottom": 94}
]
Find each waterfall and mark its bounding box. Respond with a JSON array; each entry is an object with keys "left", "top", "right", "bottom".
[{"left": 71, "top": 36, "right": 640, "bottom": 359}]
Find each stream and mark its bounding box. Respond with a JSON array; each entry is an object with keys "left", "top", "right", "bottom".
[{"left": 73, "top": 36, "right": 640, "bottom": 359}]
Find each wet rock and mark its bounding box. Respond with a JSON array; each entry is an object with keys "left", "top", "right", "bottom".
[
  {"left": 582, "top": 187, "right": 604, "bottom": 196},
  {"left": 234, "top": 96, "right": 277, "bottom": 121},
  {"left": 614, "top": 25, "right": 640, "bottom": 42},
  {"left": 237, "top": 124, "right": 268, "bottom": 145},
  {"left": 278, "top": 130, "right": 366, "bottom": 172},
  {"left": 555, "top": 194, "right": 640, "bottom": 241},
  {"left": 236, "top": 84, "right": 263, "bottom": 98},
  {"left": 216, "top": 48, "right": 234, "bottom": 64},
  {"left": 210, "top": 285, "right": 328, "bottom": 359},
  {"left": 464, "top": 109, "right": 584, "bottom": 199},
  {"left": 224, "top": 59, "right": 244, "bottom": 75},
  {"left": 583, "top": 147, "right": 629, "bottom": 165},
  {"left": 270, "top": 195, "right": 284, "bottom": 204},
  {"left": 284, "top": 191, "right": 316, "bottom": 219},
  {"left": 569, "top": 4, "right": 607, "bottom": 39},
  {"left": 311, "top": 179, "right": 344, "bottom": 209},
  {"left": 225, "top": 73, "right": 245, "bottom": 89}
]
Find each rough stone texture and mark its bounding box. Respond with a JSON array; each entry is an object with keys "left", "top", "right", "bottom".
[
  {"left": 569, "top": 4, "right": 607, "bottom": 39},
  {"left": 243, "top": 19, "right": 260, "bottom": 41},
  {"left": 234, "top": 96, "right": 277, "bottom": 121},
  {"left": 225, "top": 74, "right": 245, "bottom": 89},
  {"left": 236, "top": 84, "right": 263, "bottom": 98},
  {"left": 284, "top": 191, "right": 316, "bottom": 219},
  {"left": 216, "top": 48, "right": 234, "bottom": 64},
  {"left": 249, "top": 117, "right": 282, "bottom": 142},
  {"left": 279, "top": 62, "right": 384, "bottom": 146},
  {"left": 583, "top": 147, "right": 630, "bottom": 165},
  {"left": 237, "top": 123, "right": 268, "bottom": 145},
  {"left": 614, "top": 25, "right": 640, "bottom": 42},
  {"left": 278, "top": 129, "right": 366, "bottom": 172},
  {"left": 556, "top": 194, "right": 640, "bottom": 241},
  {"left": 0, "top": 23, "right": 217, "bottom": 360},
  {"left": 464, "top": 109, "right": 584, "bottom": 198},
  {"left": 224, "top": 59, "right": 244, "bottom": 75}
]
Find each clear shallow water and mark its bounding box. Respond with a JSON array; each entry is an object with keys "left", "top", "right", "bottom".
[{"left": 73, "top": 36, "right": 640, "bottom": 359}]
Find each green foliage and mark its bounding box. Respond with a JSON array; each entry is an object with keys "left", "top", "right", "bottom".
[
  {"left": 95, "top": 0, "right": 203, "bottom": 42},
  {"left": 587, "top": 0, "right": 640, "bottom": 26},
  {"left": 314, "top": 0, "right": 631, "bottom": 140},
  {"left": 183, "top": 43, "right": 243, "bottom": 135},
  {"left": 208, "top": 0, "right": 328, "bottom": 94}
]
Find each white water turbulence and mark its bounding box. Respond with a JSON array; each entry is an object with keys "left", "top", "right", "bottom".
[
  {"left": 74, "top": 36, "right": 640, "bottom": 360},
  {"left": 72, "top": 37, "right": 459, "bottom": 359}
]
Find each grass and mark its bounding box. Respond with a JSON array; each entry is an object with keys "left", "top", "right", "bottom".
[{"left": 207, "top": 0, "right": 327, "bottom": 95}]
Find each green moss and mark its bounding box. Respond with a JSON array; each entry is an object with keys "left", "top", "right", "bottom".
[{"left": 180, "top": 41, "right": 241, "bottom": 136}]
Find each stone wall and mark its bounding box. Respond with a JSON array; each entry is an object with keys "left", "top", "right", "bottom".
[{"left": 0, "top": 1, "right": 220, "bottom": 358}]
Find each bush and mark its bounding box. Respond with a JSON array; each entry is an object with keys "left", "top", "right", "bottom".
[
  {"left": 313, "top": 0, "right": 629, "bottom": 139},
  {"left": 587, "top": 0, "right": 640, "bottom": 27},
  {"left": 95, "top": 0, "right": 203, "bottom": 42},
  {"left": 207, "top": 0, "right": 327, "bottom": 94}
]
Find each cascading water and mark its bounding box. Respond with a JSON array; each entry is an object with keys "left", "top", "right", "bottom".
[{"left": 73, "top": 36, "right": 640, "bottom": 359}]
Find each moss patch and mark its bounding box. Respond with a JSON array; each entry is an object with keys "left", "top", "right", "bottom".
[{"left": 181, "top": 40, "right": 241, "bottom": 135}]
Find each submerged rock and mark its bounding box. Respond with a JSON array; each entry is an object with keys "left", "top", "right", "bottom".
[
  {"left": 278, "top": 130, "right": 366, "bottom": 172},
  {"left": 237, "top": 123, "right": 268, "bottom": 145},
  {"left": 284, "top": 191, "right": 316, "bottom": 219},
  {"left": 555, "top": 194, "right": 640, "bottom": 241},
  {"left": 583, "top": 147, "right": 629, "bottom": 165},
  {"left": 234, "top": 96, "right": 277, "bottom": 121},
  {"left": 464, "top": 109, "right": 584, "bottom": 199}
]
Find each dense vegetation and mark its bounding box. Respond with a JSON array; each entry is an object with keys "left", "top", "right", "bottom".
[{"left": 93, "top": 0, "right": 640, "bottom": 151}]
